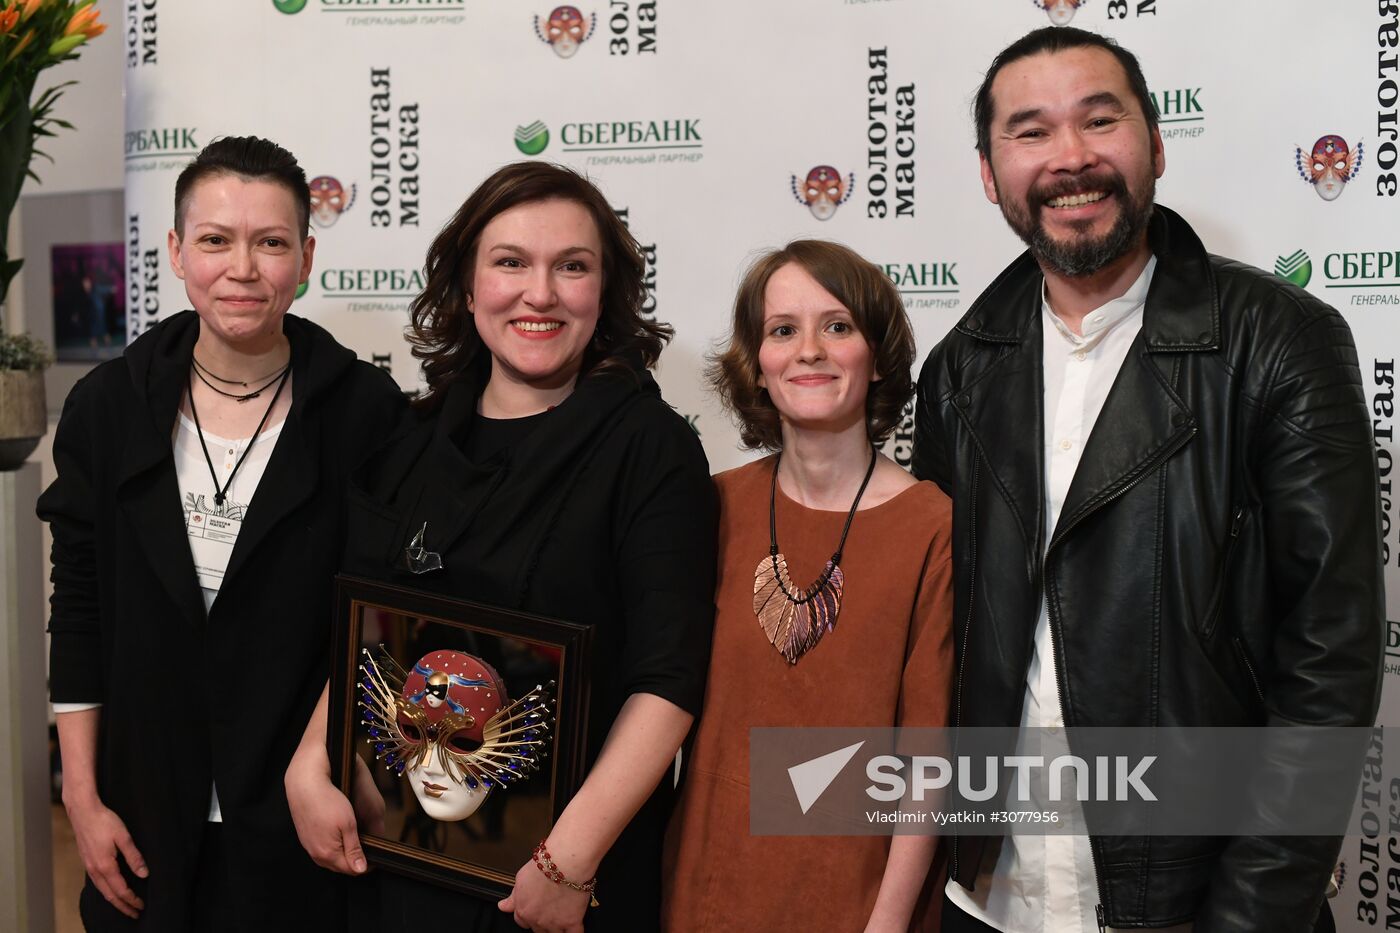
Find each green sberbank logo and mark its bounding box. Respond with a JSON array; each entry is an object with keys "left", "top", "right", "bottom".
[
  {"left": 1275, "top": 250, "right": 1312, "bottom": 288},
  {"left": 275, "top": 0, "right": 465, "bottom": 15},
  {"left": 515, "top": 121, "right": 550, "bottom": 155},
  {"left": 880, "top": 260, "right": 962, "bottom": 310},
  {"left": 512, "top": 116, "right": 702, "bottom": 165},
  {"left": 1316, "top": 249, "right": 1400, "bottom": 306}
]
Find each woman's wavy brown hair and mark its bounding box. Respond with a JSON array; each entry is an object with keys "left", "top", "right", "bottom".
[
  {"left": 709, "top": 239, "right": 916, "bottom": 451},
  {"left": 408, "top": 161, "right": 671, "bottom": 409}
]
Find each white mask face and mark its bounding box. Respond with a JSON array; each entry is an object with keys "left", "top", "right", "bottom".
[
  {"left": 310, "top": 197, "right": 341, "bottom": 227},
  {"left": 406, "top": 745, "right": 491, "bottom": 821},
  {"left": 551, "top": 33, "right": 580, "bottom": 58},
  {"left": 1046, "top": 0, "right": 1078, "bottom": 25},
  {"left": 1313, "top": 172, "right": 1345, "bottom": 201},
  {"left": 808, "top": 197, "right": 837, "bottom": 221}
]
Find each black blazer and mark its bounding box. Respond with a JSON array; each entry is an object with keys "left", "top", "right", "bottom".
[{"left": 39, "top": 310, "right": 406, "bottom": 932}]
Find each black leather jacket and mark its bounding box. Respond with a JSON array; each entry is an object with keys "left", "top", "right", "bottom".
[{"left": 913, "top": 206, "right": 1383, "bottom": 931}]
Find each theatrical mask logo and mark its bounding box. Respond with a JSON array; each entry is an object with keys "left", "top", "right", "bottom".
[
  {"left": 1033, "top": 0, "right": 1084, "bottom": 26},
  {"left": 791, "top": 166, "right": 855, "bottom": 221},
  {"left": 309, "top": 175, "right": 356, "bottom": 229},
  {"left": 1295, "top": 135, "right": 1363, "bottom": 202},
  {"left": 535, "top": 6, "right": 595, "bottom": 58}
]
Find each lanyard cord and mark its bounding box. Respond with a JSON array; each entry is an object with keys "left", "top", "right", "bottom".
[{"left": 187, "top": 362, "right": 292, "bottom": 506}]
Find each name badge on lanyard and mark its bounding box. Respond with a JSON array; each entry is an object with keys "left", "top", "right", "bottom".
[{"left": 185, "top": 495, "right": 245, "bottom": 591}]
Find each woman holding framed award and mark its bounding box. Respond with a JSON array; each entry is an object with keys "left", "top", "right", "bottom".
[
  {"left": 662, "top": 241, "right": 955, "bottom": 932},
  {"left": 284, "top": 161, "right": 717, "bottom": 933}
]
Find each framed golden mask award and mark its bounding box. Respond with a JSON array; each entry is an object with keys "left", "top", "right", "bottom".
[{"left": 329, "top": 576, "right": 592, "bottom": 898}]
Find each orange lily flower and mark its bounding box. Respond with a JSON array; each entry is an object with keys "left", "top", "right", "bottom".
[
  {"left": 19, "top": 0, "right": 42, "bottom": 23},
  {"left": 63, "top": 3, "right": 99, "bottom": 38},
  {"left": 0, "top": 8, "right": 19, "bottom": 34}
]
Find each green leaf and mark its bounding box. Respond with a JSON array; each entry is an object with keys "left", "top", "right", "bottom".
[{"left": 0, "top": 255, "right": 24, "bottom": 309}]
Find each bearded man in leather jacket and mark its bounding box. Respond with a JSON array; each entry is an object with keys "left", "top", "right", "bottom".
[{"left": 913, "top": 27, "right": 1383, "bottom": 933}]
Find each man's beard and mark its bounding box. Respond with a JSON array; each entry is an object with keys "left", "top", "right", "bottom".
[{"left": 998, "top": 169, "right": 1155, "bottom": 278}]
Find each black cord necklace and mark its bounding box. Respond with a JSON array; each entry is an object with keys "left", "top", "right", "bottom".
[
  {"left": 752, "top": 444, "right": 878, "bottom": 664},
  {"left": 192, "top": 355, "right": 286, "bottom": 387},
  {"left": 187, "top": 362, "right": 292, "bottom": 507},
  {"left": 191, "top": 359, "right": 290, "bottom": 403},
  {"left": 194, "top": 355, "right": 287, "bottom": 383}
]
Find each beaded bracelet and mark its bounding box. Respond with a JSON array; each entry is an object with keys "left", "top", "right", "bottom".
[{"left": 531, "top": 840, "right": 600, "bottom": 907}]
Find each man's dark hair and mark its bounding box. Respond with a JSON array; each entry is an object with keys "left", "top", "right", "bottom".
[
  {"left": 173, "top": 136, "right": 311, "bottom": 240},
  {"left": 973, "top": 26, "right": 1158, "bottom": 156}
]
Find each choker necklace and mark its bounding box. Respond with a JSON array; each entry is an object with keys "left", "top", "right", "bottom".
[
  {"left": 193, "top": 355, "right": 288, "bottom": 386},
  {"left": 187, "top": 363, "right": 291, "bottom": 506},
  {"left": 753, "top": 445, "right": 877, "bottom": 664},
  {"left": 192, "top": 359, "right": 291, "bottom": 403}
]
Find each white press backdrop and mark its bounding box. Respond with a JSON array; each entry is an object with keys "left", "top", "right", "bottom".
[{"left": 123, "top": 2, "right": 1400, "bottom": 927}]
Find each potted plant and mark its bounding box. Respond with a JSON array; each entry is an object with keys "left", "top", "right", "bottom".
[
  {"left": 0, "top": 0, "right": 105, "bottom": 469},
  {"left": 0, "top": 332, "right": 49, "bottom": 467}
]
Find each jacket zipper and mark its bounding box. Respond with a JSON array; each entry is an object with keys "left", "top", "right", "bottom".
[
  {"left": 951, "top": 459, "right": 979, "bottom": 882},
  {"left": 1232, "top": 635, "right": 1267, "bottom": 707},
  {"left": 1044, "top": 424, "right": 1197, "bottom": 927},
  {"left": 1046, "top": 425, "right": 1196, "bottom": 552},
  {"left": 1201, "top": 506, "right": 1246, "bottom": 639}
]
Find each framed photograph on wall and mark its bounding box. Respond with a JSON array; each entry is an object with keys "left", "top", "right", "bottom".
[
  {"left": 329, "top": 576, "right": 592, "bottom": 899},
  {"left": 48, "top": 242, "right": 125, "bottom": 363},
  {"left": 18, "top": 189, "right": 125, "bottom": 415}
]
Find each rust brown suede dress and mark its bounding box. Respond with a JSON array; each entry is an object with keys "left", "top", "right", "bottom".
[{"left": 663, "top": 456, "right": 955, "bottom": 933}]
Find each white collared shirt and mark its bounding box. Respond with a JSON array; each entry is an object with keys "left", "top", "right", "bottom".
[{"left": 946, "top": 257, "right": 1188, "bottom": 933}]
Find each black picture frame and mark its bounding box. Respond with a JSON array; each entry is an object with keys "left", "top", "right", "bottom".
[{"left": 330, "top": 575, "right": 592, "bottom": 899}]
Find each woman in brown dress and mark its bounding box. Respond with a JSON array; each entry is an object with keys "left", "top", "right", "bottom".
[{"left": 663, "top": 240, "right": 954, "bottom": 932}]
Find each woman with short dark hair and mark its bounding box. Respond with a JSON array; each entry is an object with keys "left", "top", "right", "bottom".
[
  {"left": 663, "top": 239, "right": 953, "bottom": 932},
  {"left": 40, "top": 135, "right": 405, "bottom": 931},
  {"left": 285, "top": 161, "right": 717, "bottom": 933}
]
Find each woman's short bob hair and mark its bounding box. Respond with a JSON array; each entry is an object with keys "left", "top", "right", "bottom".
[
  {"left": 709, "top": 239, "right": 916, "bottom": 451},
  {"left": 408, "top": 161, "right": 671, "bottom": 409}
]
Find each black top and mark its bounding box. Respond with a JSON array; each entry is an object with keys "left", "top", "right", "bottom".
[
  {"left": 457, "top": 409, "right": 551, "bottom": 463},
  {"left": 344, "top": 361, "right": 718, "bottom": 932},
  {"left": 39, "top": 311, "right": 406, "bottom": 932}
]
